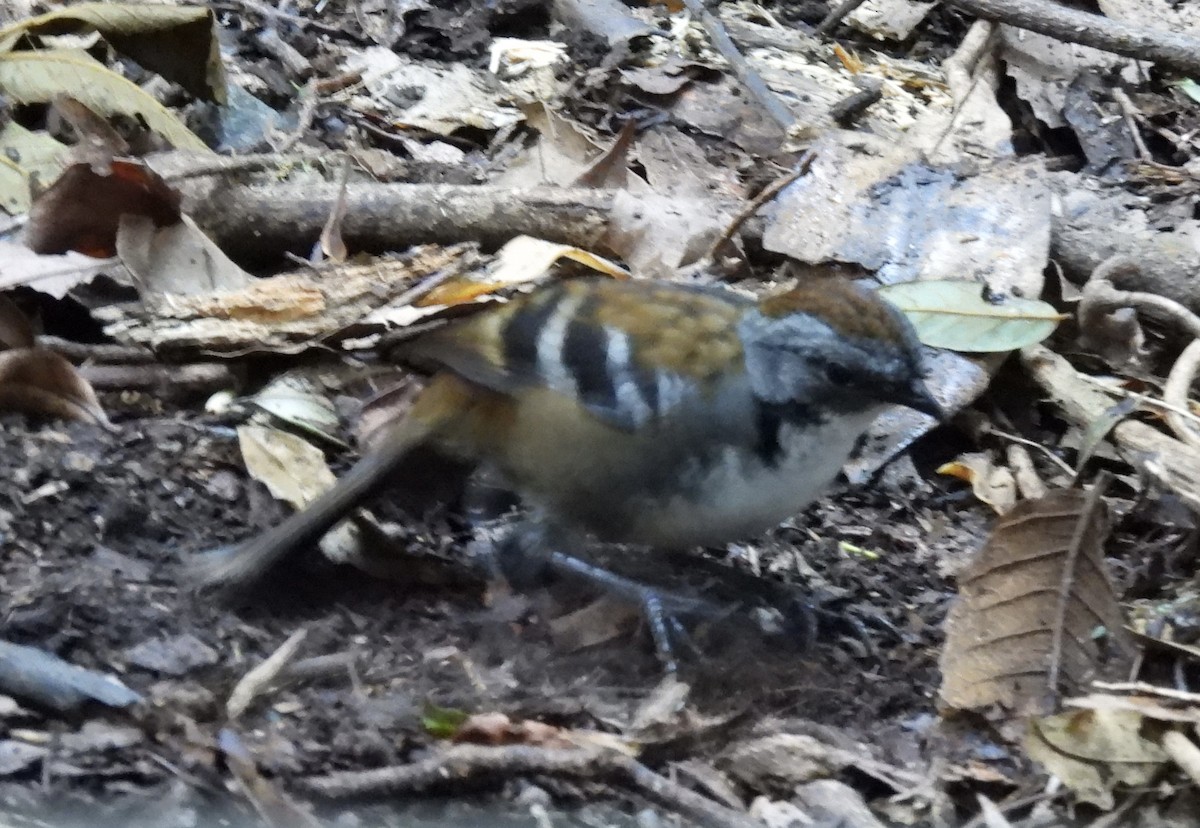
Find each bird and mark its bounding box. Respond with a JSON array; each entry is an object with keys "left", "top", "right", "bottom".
[{"left": 191, "top": 275, "right": 940, "bottom": 661}]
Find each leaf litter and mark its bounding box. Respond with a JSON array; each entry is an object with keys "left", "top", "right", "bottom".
[{"left": 3, "top": 0, "right": 1200, "bottom": 824}]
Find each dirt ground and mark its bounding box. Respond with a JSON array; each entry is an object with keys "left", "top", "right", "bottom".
[
  {"left": 0, "top": 396, "right": 1001, "bottom": 825},
  {"left": 8, "top": 0, "right": 1200, "bottom": 823}
]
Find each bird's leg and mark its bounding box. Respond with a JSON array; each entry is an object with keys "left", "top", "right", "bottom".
[
  {"left": 544, "top": 551, "right": 711, "bottom": 672},
  {"left": 486, "top": 519, "right": 719, "bottom": 672}
]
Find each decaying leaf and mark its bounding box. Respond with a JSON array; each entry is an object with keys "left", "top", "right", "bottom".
[
  {"left": 879, "top": 280, "right": 1064, "bottom": 352},
  {"left": 0, "top": 50, "right": 209, "bottom": 152},
  {"left": 237, "top": 425, "right": 337, "bottom": 509},
  {"left": 0, "top": 121, "right": 69, "bottom": 214},
  {"left": 496, "top": 103, "right": 612, "bottom": 187},
  {"left": 1025, "top": 708, "right": 1166, "bottom": 809},
  {"left": 940, "top": 487, "right": 1134, "bottom": 716},
  {"left": 547, "top": 595, "right": 640, "bottom": 653},
  {"left": 0, "top": 2, "right": 226, "bottom": 102},
  {"left": 938, "top": 452, "right": 1019, "bottom": 514},
  {"left": 416, "top": 235, "right": 628, "bottom": 308},
  {"left": 763, "top": 135, "right": 1049, "bottom": 296}
]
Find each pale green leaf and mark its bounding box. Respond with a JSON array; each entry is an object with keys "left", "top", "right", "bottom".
[
  {"left": 0, "top": 121, "right": 69, "bottom": 214},
  {"left": 0, "top": 3, "right": 225, "bottom": 102},
  {"left": 0, "top": 49, "right": 210, "bottom": 153},
  {"left": 1175, "top": 79, "right": 1200, "bottom": 106},
  {"left": 879, "top": 280, "right": 1064, "bottom": 353}
]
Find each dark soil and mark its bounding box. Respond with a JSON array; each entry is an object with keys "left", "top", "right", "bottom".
[{"left": 0, "top": 401, "right": 989, "bottom": 825}]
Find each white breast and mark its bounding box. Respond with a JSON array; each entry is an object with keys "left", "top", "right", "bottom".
[{"left": 626, "top": 412, "right": 877, "bottom": 548}]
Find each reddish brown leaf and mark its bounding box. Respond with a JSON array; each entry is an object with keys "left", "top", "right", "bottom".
[{"left": 25, "top": 160, "right": 182, "bottom": 256}]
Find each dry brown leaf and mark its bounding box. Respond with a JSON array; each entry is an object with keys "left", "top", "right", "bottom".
[
  {"left": 0, "top": 347, "right": 110, "bottom": 425},
  {"left": 939, "top": 487, "right": 1134, "bottom": 716}
]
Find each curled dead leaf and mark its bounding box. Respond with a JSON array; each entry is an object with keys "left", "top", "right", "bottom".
[
  {"left": 938, "top": 451, "right": 1018, "bottom": 514},
  {"left": 0, "top": 348, "right": 110, "bottom": 425}
]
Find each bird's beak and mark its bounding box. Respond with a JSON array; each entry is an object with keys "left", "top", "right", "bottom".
[{"left": 893, "top": 378, "right": 944, "bottom": 420}]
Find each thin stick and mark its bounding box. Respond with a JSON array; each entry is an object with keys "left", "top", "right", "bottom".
[
  {"left": 226, "top": 628, "right": 308, "bottom": 719},
  {"left": 1163, "top": 340, "right": 1200, "bottom": 449},
  {"left": 298, "top": 745, "right": 758, "bottom": 828},
  {"left": 1162, "top": 731, "right": 1200, "bottom": 787},
  {"left": 815, "top": 0, "right": 870, "bottom": 36},
  {"left": 703, "top": 150, "right": 815, "bottom": 262},
  {"left": 988, "top": 426, "right": 1076, "bottom": 477},
  {"left": 1045, "top": 473, "right": 1110, "bottom": 709},
  {"left": 1080, "top": 256, "right": 1200, "bottom": 445},
  {"left": 1111, "top": 87, "right": 1157, "bottom": 167},
  {"left": 944, "top": 0, "right": 1200, "bottom": 77},
  {"left": 679, "top": 0, "right": 796, "bottom": 131},
  {"left": 1092, "top": 679, "right": 1200, "bottom": 702}
]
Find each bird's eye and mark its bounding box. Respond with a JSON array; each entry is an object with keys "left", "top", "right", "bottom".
[{"left": 825, "top": 363, "right": 853, "bottom": 386}]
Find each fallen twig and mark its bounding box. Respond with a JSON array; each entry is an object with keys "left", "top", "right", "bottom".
[
  {"left": 188, "top": 183, "right": 623, "bottom": 264},
  {"left": 1080, "top": 256, "right": 1200, "bottom": 448},
  {"left": 1162, "top": 731, "right": 1200, "bottom": 787},
  {"left": 944, "top": 0, "right": 1200, "bottom": 77},
  {"left": 702, "top": 150, "right": 814, "bottom": 264},
  {"left": 1164, "top": 341, "right": 1200, "bottom": 449},
  {"left": 680, "top": 0, "right": 796, "bottom": 132},
  {"left": 298, "top": 745, "right": 758, "bottom": 828},
  {"left": 226, "top": 628, "right": 308, "bottom": 719},
  {"left": 815, "top": 0, "right": 870, "bottom": 36},
  {"left": 1091, "top": 680, "right": 1200, "bottom": 702},
  {"left": 39, "top": 336, "right": 157, "bottom": 364},
  {"left": 77, "top": 363, "right": 236, "bottom": 398},
  {"left": 1021, "top": 345, "right": 1200, "bottom": 513}
]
